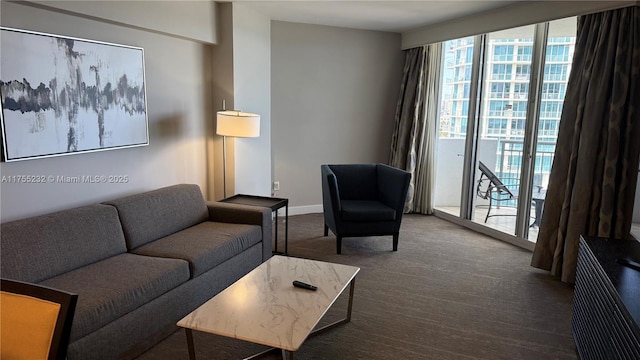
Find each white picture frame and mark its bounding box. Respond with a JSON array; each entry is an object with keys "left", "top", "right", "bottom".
[{"left": 0, "top": 27, "right": 149, "bottom": 162}]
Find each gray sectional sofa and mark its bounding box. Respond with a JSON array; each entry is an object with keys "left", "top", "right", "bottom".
[{"left": 0, "top": 184, "right": 272, "bottom": 359}]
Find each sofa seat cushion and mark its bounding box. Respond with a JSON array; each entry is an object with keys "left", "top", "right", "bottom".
[
  {"left": 38, "top": 253, "right": 189, "bottom": 342},
  {"left": 131, "top": 221, "right": 262, "bottom": 278},
  {"left": 340, "top": 200, "right": 396, "bottom": 222}
]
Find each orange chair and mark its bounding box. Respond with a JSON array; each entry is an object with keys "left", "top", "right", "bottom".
[{"left": 1, "top": 279, "right": 77, "bottom": 360}]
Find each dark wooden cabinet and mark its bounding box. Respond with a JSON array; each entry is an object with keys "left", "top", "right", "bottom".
[{"left": 573, "top": 235, "right": 640, "bottom": 359}]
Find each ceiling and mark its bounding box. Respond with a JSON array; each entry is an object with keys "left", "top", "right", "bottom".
[{"left": 236, "top": 0, "right": 527, "bottom": 33}]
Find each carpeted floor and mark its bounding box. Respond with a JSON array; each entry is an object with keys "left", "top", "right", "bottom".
[{"left": 136, "top": 213, "right": 577, "bottom": 360}]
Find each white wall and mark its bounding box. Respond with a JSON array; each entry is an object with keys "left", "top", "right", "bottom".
[
  {"left": 271, "top": 21, "right": 403, "bottom": 212},
  {"left": 402, "top": 0, "right": 637, "bottom": 48},
  {"left": 32, "top": 0, "right": 217, "bottom": 44},
  {"left": 434, "top": 138, "right": 498, "bottom": 208},
  {"left": 232, "top": 4, "right": 271, "bottom": 197},
  {"left": 0, "top": 1, "right": 214, "bottom": 221}
]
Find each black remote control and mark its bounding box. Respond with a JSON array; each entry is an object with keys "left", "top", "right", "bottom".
[
  {"left": 616, "top": 258, "right": 640, "bottom": 272},
  {"left": 293, "top": 280, "right": 317, "bottom": 291}
]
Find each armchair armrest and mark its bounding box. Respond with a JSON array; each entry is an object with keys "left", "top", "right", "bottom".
[
  {"left": 376, "top": 164, "right": 411, "bottom": 212},
  {"left": 206, "top": 201, "right": 272, "bottom": 261},
  {"left": 321, "top": 165, "right": 342, "bottom": 212},
  {"left": 321, "top": 165, "right": 343, "bottom": 230}
]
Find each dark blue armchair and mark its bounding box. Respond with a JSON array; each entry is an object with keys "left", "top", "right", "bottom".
[{"left": 321, "top": 164, "right": 411, "bottom": 254}]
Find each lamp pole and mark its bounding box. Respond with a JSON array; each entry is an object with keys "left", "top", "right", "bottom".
[{"left": 222, "top": 135, "right": 228, "bottom": 198}]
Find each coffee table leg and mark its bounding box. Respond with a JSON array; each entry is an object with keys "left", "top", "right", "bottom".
[
  {"left": 346, "top": 277, "right": 355, "bottom": 322},
  {"left": 185, "top": 329, "right": 196, "bottom": 360},
  {"left": 281, "top": 349, "right": 294, "bottom": 360},
  {"left": 274, "top": 209, "right": 279, "bottom": 253},
  {"left": 284, "top": 204, "right": 289, "bottom": 255},
  {"left": 309, "top": 277, "right": 356, "bottom": 336}
]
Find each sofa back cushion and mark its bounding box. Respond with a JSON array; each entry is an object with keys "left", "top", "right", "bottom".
[
  {"left": 104, "top": 184, "right": 208, "bottom": 250},
  {"left": 0, "top": 204, "right": 127, "bottom": 283}
]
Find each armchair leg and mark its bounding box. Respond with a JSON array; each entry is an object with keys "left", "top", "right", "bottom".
[
  {"left": 336, "top": 236, "right": 342, "bottom": 254},
  {"left": 393, "top": 234, "right": 399, "bottom": 251},
  {"left": 324, "top": 224, "right": 328, "bottom": 237}
]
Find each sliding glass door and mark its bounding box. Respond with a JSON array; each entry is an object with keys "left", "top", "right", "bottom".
[
  {"left": 473, "top": 24, "right": 536, "bottom": 236},
  {"left": 434, "top": 36, "right": 475, "bottom": 217},
  {"left": 527, "top": 17, "right": 576, "bottom": 241},
  {"left": 434, "top": 18, "right": 577, "bottom": 245}
]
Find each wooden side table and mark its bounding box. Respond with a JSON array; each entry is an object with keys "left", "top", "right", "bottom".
[{"left": 220, "top": 194, "right": 289, "bottom": 255}]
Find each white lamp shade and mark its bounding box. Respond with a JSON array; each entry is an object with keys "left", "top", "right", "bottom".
[{"left": 216, "top": 111, "right": 260, "bottom": 137}]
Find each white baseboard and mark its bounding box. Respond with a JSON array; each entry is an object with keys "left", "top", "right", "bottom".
[{"left": 279, "top": 204, "right": 323, "bottom": 216}]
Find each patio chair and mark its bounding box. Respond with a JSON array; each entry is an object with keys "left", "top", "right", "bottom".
[{"left": 476, "top": 161, "right": 519, "bottom": 223}]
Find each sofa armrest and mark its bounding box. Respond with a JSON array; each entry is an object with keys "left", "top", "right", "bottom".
[{"left": 206, "top": 202, "right": 272, "bottom": 261}]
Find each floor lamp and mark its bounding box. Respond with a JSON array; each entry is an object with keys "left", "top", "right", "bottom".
[{"left": 216, "top": 110, "right": 260, "bottom": 198}]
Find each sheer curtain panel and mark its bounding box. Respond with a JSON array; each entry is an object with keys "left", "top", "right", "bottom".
[{"left": 389, "top": 44, "right": 442, "bottom": 214}]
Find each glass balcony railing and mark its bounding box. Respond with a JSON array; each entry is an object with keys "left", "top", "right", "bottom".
[
  {"left": 496, "top": 139, "right": 556, "bottom": 188},
  {"left": 434, "top": 137, "right": 555, "bottom": 241}
]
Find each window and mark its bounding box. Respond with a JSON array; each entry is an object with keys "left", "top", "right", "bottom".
[
  {"left": 490, "top": 82, "right": 510, "bottom": 98},
  {"left": 517, "top": 45, "right": 533, "bottom": 61},
  {"left": 516, "top": 65, "right": 531, "bottom": 80},
  {"left": 461, "top": 101, "right": 470, "bottom": 116},
  {"left": 493, "top": 45, "right": 514, "bottom": 61},
  {"left": 454, "top": 65, "right": 473, "bottom": 82},
  {"left": 488, "top": 100, "right": 510, "bottom": 116},
  {"left": 492, "top": 64, "right": 512, "bottom": 80},
  {"left": 451, "top": 100, "right": 471, "bottom": 116},
  {"left": 514, "top": 83, "right": 529, "bottom": 98},
  {"left": 512, "top": 101, "right": 528, "bottom": 118},
  {"left": 464, "top": 65, "right": 472, "bottom": 81},
  {"left": 539, "top": 119, "right": 559, "bottom": 137},
  {"left": 541, "top": 83, "right": 567, "bottom": 99},
  {"left": 544, "top": 64, "right": 568, "bottom": 81},
  {"left": 511, "top": 119, "right": 525, "bottom": 135},
  {"left": 546, "top": 44, "right": 570, "bottom": 62},
  {"left": 488, "top": 118, "right": 508, "bottom": 135},
  {"left": 434, "top": 18, "right": 576, "bottom": 243},
  {"left": 540, "top": 101, "right": 562, "bottom": 118},
  {"left": 438, "top": 37, "right": 475, "bottom": 139},
  {"left": 461, "top": 118, "right": 468, "bottom": 134},
  {"left": 465, "top": 47, "right": 474, "bottom": 63}
]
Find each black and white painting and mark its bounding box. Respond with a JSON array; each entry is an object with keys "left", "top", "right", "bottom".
[{"left": 0, "top": 27, "right": 148, "bottom": 162}]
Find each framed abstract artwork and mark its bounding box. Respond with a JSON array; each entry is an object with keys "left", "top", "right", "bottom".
[{"left": 0, "top": 27, "right": 149, "bottom": 162}]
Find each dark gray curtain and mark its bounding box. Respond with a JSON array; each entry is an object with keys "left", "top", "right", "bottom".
[
  {"left": 389, "top": 44, "right": 441, "bottom": 214},
  {"left": 531, "top": 6, "right": 640, "bottom": 283}
]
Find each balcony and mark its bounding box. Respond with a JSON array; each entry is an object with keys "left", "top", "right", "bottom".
[
  {"left": 434, "top": 138, "right": 555, "bottom": 242},
  {"left": 439, "top": 138, "right": 640, "bottom": 243}
]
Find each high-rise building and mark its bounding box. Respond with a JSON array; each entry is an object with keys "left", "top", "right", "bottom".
[{"left": 439, "top": 34, "right": 575, "bottom": 182}]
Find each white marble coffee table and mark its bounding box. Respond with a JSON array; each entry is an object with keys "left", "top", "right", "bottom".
[{"left": 177, "top": 255, "right": 360, "bottom": 360}]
